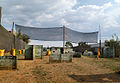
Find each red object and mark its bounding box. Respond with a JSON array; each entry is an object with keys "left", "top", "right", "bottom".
[
  {"left": 97, "top": 51, "right": 100, "bottom": 60},
  {"left": 97, "top": 55, "right": 99, "bottom": 60}
]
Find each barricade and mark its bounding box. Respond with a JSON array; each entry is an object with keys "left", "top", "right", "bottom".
[
  {"left": 0, "top": 56, "right": 17, "bottom": 69},
  {"left": 34, "top": 45, "right": 43, "bottom": 59},
  {"left": 61, "top": 54, "right": 72, "bottom": 62},
  {"left": 25, "top": 45, "right": 35, "bottom": 60}
]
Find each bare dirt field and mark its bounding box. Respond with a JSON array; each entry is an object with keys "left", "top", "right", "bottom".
[{"left": 0, "top": 55, "right": 120, "bottom": 83}]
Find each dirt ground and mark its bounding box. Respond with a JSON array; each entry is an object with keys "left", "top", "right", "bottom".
[{"left": 0, "top": 55, "right": 120, "bottom": 83}]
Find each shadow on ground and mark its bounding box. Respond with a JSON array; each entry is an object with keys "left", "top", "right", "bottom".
[{"left": 69, "top": 72, "right": 120, "bottom": 82}]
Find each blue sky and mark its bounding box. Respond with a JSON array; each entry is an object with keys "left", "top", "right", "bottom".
[{"left": 0, "top": 0, "right": 120, "bottom": 46}]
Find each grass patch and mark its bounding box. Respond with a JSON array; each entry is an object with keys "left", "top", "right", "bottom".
[
  {"left": 82, "top": 56, "right": 120, "bottom": 73},
  {"left": 32, "top": 66, "right": 49, "bottom": 82},
  {"left": 101, "top": 60, "right": 120, "bottom": 72}
]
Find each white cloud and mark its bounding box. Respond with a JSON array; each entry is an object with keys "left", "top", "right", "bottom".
[
  {"left": 15, "top": 5, "right": 23, "bottom": 9},
  {"left": 62, "top": 2, "right": 113, "bottom": 32},
  {"left": 0, "top": 0, "right": 120, "bottom": 42},
  {"left": 115, "top": 0, "right": 120, "bottom": 3}
]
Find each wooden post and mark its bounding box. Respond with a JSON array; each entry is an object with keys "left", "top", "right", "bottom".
[
  {"left": 14, "top": 34, "right": 16, "bottom": 49},
  {"left": 12, "top": 22, "right": 15, "bottom": 33},
  {"left": 63, "top": 25, "right": 65, "bottom": 54},
  {"left": 12, "top": 22, "right": 16, "bottom": 49}
]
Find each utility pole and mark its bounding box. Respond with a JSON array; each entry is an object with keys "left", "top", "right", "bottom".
[{"left": 63, "top": 25, "right": 65, "bottom": 54}]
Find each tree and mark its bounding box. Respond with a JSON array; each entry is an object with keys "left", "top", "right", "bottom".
[
  {"left": 74, "top": 42, "right": 90, "bottom": 53},
  {"left": 105, "top": 34, "right": 119, "bottom": 47},
  {"left": 17, "top": 29, "right": 30, "bottom": 44},
  {"left": 105, "top": 35, "right": 120, "bottom": 57},
  {"left": 17, "top": 29, "right": 22, "bottom": 39},
  {"left": 65, "top": 41, "right": 73, "bottom": 48},
  {"left": 22, "top": 34, "right": 30, "bottom": 44},
  {"left": 78, "top": 42, "right": 88, "bottom": 46}
]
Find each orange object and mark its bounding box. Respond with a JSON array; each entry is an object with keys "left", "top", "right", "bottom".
[
  {"left": 97, "top": 55, "right": 99, "bottom": 60},
  {"left": 97, "top": 51, "right": 100, "bottom": 60},
  {"left": 22, "top": 49, "right": 25, "bottom": 54},
  {"left": 85, "top": 50, "right": 88, "bottom": 52},
  {"left": 47, "top": 50, "right": 51, "bottom": 56},
  {"left": 19, "top": 50, "right": 22, "bottom": 54},
  {"left": 0, "top": 49, "right": 5, "bottom": 56},
  {"left": 12, "top": 49, "right": 15, "bottom": 56}
]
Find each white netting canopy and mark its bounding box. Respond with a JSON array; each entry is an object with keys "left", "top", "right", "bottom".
[{"left": 15, "top": 24, "right": 98, "bottom": 43}]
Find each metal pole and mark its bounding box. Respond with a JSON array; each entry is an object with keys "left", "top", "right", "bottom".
[
  {"left": 63, "top": 25, "right": 65, "bottom": 54},
  {"left": 99, "top": 25, "right": 102, "bottom": 54},
  {"left": 0, "top": 7, "right": 2, "bottom": 25}
]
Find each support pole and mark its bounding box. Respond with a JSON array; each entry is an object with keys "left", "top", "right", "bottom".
[
  {"left": 0, "top": 7, "right": 2, "bottom": 25},
  {"left": 12, "top": 22, "right": 16, "bottom": 49},
  {"left": 63, "top": 25, "right": 65, "bottom": 54},
  {"left": 12, "top": 22, "right": 15, "bottom": 33},
  {"left": 99, "top": 25, "right": 102, "bottom": 54}
]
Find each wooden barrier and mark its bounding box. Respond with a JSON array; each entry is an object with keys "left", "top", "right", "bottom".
[
  {"left": 49, "top": 54, "right": 61, "bottom": 63},
  {"left": 61, "top": 54, "right": 72, "bottom": 62},
  {"left": 34, "top": 45, "right": 43, "bottom": 59},
  {"left": 25, "top": 45, "right": 35, "bottom": 60},
  {"left": 0, "top": 56, "right": 17, "bottom": 69}
]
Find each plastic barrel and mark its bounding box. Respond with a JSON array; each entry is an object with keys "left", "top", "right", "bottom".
[
  {"left": 47, "top": 50, "right": 51, "bottom": 56},
  {"left": 85, "top": 50, "right": 88, "bottom": 52},
  {"left": 22, "top": 49, "right": 25, "bottom": 54},
  {"left": 12, "top": 49, "right": 15, "bottom": 56},
  {"left": 19, "top": 50, "right": 22, "bottom": 54},
  {"left": 0, "top": 49, "right": 5, "bottom": 56}
]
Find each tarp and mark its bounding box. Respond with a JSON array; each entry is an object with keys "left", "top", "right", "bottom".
[
  {"left": 15, "top": 24, "right": 98, "bottom": 43},
  {"left": 0, "top": 25, "right": 25, "bottom": 51}
]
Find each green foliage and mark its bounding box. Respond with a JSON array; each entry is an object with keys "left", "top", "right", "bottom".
[
  {"left": 17, "top": 29, "right": 22, "bottom": 39},
  {"left": 17, "top": 29, "right": 30, "bottom": 44},
  {"left": 105, "top": 34, "right": 119, "bottom": 47},
  {"left": 22, "top": 34, "right": 30, "bottom": 44},
  {"left": 75, "top": 42, "right": 90, "bottom": 52},
  {"left": 78, "top": 42, "right": 88, "bottom": 46},
  {"left": 65, "top": 41, "right": 73, "bottom": 48},
  {"left": 105, "top": 34, "right": 120, "bottom": 57}
]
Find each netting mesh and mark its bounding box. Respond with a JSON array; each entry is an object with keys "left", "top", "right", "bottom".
[
  {"left": 15, "top": 24, "right": 98, "bottom": 43},
  {"left": 0, "top": 25, "right": 25, "bottom": 51}
]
